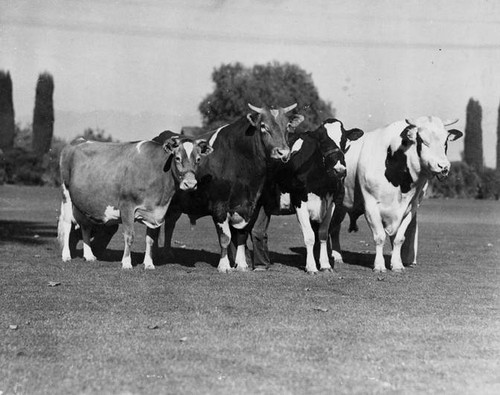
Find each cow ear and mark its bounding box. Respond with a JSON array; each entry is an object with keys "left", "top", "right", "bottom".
[
  {"left": 246, "top": 112, "right": 259, "bottom": 127},
  {"left": 346, "top": 128, "right": 364, "bottom": 141},
  {"left": 163, "top": 136, "right": 180, "bottom": 154},
  {"left": 448, "top": 129, "right": 463, "bottom": 141},
  {"left": 196, "top": 139, "right": 214, "bottom": 156},
  {"left": 401, "top": 126, "right": 417, "bottom": 145},
  {"left": 288, "top": 114, "right": 305, "bottom": 129}
]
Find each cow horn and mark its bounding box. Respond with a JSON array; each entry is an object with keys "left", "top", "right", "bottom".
[
  {"left": 248, "top": 103, "right": 263, "bottom": 113},
  {"left": 283, "top": 103, "right": 297, "bottom": 113},
  {"left": 405, "top": 118, "right": 416, "bottom": 127},
  {"left": 443, "top": 118, "right": 459, "bottom": 127}
]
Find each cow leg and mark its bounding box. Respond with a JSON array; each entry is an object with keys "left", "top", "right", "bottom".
[
  {"left": 364, "top": 199, "right": 386, "bottom": 272},
  {"left": 319, "top": 200, "right": 335, "bottom": 272},
  {"left": 58, "top": 185, "right": 75, "bottom": 262},
  {"left": 250, "top": 205, "right": 272, "bottom": 269},
  {"left": 214, "top": 217, "right": 232, "bottom": 273},
  {"left": 81, "top": 224, "right": 97, "bottom": 262},
  {"left": 143, "top": 227, "right": 160, "bottom": 270},
  {"left": 295, "top": 202, "right": 317, "bottom": 274},
  {"left": 329, "top": 206, "right": 346, "bottom": 265},
  {"left": 401, "top": 213, "right": 418, "bottom": 266},
  {"left": 390, "top": 212, "right": 414, "bottom": 272},
  {"left": 163, "top": 209, "right": 182, "bottom": 261},
  {"left": 121, "top": 209, "right": 135, "bottom": 270},
  {"left": 234, "top": 229, "right": 249, "bottom": 272}
]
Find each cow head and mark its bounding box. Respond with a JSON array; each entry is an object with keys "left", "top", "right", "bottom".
[
  {"left": 163, "top": 136, "right": 214, "bottom": 190},
  {"left": 246, "top": 103, "right": 304, "bottom": 163},
  {"left": 313, "top": 118, "right": 364, "bottom": 179},
  {"left": 402, "top": 117, "right": 463, "bottom": 180}
]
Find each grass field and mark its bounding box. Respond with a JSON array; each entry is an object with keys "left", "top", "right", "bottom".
[{"left": 1, "top": 185, "right": 499, "bottom": 394}]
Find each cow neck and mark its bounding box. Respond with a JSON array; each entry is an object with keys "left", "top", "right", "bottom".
[
  {"left": 385, "top": 129, "right": 423, "bottom": 193},
  {"left": 225, "top": 117, "right": 267, "bottom": 164}
]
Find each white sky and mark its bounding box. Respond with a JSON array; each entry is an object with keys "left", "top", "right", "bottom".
[{"left": 1, "top": 0, "right": 499, "bottom": 166}]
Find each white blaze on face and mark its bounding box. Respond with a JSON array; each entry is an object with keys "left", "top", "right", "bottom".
[
  {"left": 324, "top": 121, "right": 342, "bottom": 147},
  {"left": 182, "top": 141, "right": 194, "bottom": 158},
  {"left": 291, "top": 138, "right": 304, "bottom": 153},
  {"left": 103, "top": 205, "right": 121, "bottom": 222}
]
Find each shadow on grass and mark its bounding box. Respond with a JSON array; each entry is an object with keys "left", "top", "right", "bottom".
[{"left": 0, "top": 220, "right": 57, "bottom": 245}]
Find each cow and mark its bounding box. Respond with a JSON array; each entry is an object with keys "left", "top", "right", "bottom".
[
  {"left": 57, "top": 135, "right": 213, "bottom": 269},
  {"left": 329, "top": 116, "right": 463, "bottom": 272},
  {"left": 250, "top": 119, "right": 364, "bottom": 273},
  {"left": 160, "top": 103, "right": 304, "bottom": 273}
]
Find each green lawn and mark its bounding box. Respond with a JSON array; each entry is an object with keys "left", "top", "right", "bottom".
[{"left": 1, "top": 185, "right": 499, "bottom": 394}]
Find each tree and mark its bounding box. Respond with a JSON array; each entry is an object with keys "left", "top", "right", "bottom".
[
  {"left": 199, "top": 62, "right": 334, "bottom": 131},
  {"left": 497, "top": 99, "right": 500, "bottom": 170},
  {"left": 79, "top": 127, "right": 114, "bottom": 142},
  {"left": 0, "top": 70, "right": 15, "bottom": 150},
  {"left": 32, "top": 72, "right": 55, "bottom": 156},
  {"left": 463, "top": 98, "right": 483, "bottom": 172}
]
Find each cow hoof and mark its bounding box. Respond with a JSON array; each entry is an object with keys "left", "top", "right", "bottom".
[
  {"left": 144, "top": 264, "right": 156, "bottom": 270},
  {"left": 392, "top": 266, "right": 405, "bottom": 273},
  {"left": 122, "top": 263, "right": 133, "bottom": 270},
  {"left": 320, "top": 268, "right": 333, "bottom": 273},
  {"left": 373, "top": 267, "right": 386, "bottom": 273},
  {"left": 62, "top": 256, "right": 71, "bottom": 262},
  {"left": 218, "top": 267, "right": 233, "bottom": 274},
  {"left": 84, "top": 255, "right": 97, "bottom": 262},
  {"left": 306, "top": 270, "right": 319, "bottom": 275},
  {"left": 235, "top": 265, "right": 249, "bottom": 272}
]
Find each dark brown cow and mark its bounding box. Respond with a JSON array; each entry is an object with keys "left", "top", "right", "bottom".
[{"left": 58, "top": 135, "right": 213, "bottom": 269}]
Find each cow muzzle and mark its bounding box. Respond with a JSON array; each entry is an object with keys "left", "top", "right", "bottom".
[
  {"left": 179, "top": 172, "right": 198, "bottom": 191},
  {"left": 435, "top": 161, "right": 450, "bottom": 181},
  {"left": 271, "top": 147, "right": 291, "bottom": 163}
]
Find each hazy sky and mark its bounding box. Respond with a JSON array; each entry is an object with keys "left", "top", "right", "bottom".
[{"left": 1, "top": 0, "right": 499, "bottom": 166}]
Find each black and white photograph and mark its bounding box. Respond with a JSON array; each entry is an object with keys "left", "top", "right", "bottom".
[{"left": 0, "top": 0, "right": 499, "bottom": 393}]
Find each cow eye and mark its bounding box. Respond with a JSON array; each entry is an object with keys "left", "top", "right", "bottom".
[
  {"left": 260, "top": 124, "right": 270, "bottom": 134},
  {"left": 196, "top": 157, "right": 201, "bottom": 164},
  {"left": 175, "top": 156, "right": 182, "bottom": 163}
]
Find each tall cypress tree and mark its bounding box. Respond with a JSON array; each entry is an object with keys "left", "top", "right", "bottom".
[
  {"left": 0, "top": 70, "right": 15, "bottom": 150},
  {"left": 496, "top": 99, "right": 500, "bottom": 170},
  {"left": 463, "top": 98, "right": 484, "bottom": 172},
  {"left": 32, "top": 72, "right": 54, "bottom": 156}
]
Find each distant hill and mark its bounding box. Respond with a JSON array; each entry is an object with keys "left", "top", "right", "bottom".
[{"left": 18, "top": 110, "right": 201, "bottom": 142}]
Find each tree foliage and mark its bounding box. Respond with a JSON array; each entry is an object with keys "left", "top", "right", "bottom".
[
  {"left": 496, "top": 99, "right": 500, "bottom": 170},
  {"left": 199, "top": 62, "right": 334, "bottom": 131},
  {"left": 463, "top": 98, "right": 483, "bottom": 171},
  {"left": 0, "top": 70, "right": 15, "bottom": 150},
  {"left": 78, "top": 127, "right": 115, "bottom": 142},
  {"left": 32, "top": 72, "right": 55, "bottom": 156}
]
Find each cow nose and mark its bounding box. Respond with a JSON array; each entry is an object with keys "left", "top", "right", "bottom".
[
  {"left": 180, "top": 173, "right": 197, "bottom": 191},
  {"left": 437, "top": 161, "right": 450, "bottom": 174},
  {"left": 333, "top": 163, "right": 346, "bottom": 177},
  {"left": 272, "top": 148, "right": 291, "bottom": 162}
]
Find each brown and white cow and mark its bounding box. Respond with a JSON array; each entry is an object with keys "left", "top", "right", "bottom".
[
  {"left": 57, "top": 135, "right": 213, "bottom": 269},
  {"left": 330, "top": 116, "right": 463, "bottom": 272}
]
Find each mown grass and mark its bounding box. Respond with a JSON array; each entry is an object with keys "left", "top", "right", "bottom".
[{"left": 0, "top": 185, "right": 499, "bottom": 394}]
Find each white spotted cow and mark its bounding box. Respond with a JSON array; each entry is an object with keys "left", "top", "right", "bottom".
[
  {"left": 57, "top": 135, "right": 213, "bottom": 269},
  {"left": 330, "top": 116, "right": 463, "bottom": 272}
]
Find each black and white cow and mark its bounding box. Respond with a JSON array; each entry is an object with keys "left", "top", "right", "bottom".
[
  {"left": 252, "top": 119, "right": 363, "bottom": 273},
  {"left": 58, "top": 135, "right": 213, "bottom": 269},
  {"left": 160, "top": 103, "right": 304, "bottom": 272},
  {"left": 329, "top": 116, "right": 463, "bottom": 272}
]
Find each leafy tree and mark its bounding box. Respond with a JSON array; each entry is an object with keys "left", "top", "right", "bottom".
[
  {"left": 199, "top": 62, "right": 334, "bottom": 131},
  {"left": 497, "top": 99, "right": 500, "bottom": 170},
  {"left": 78, "top": 127, "right": 114, "bottom": 142},
  {"left": 463, "top": 98, "right": 483, "bottom": 171},
  {"left": 0, "top": 70, "right": 15, "bottom": 150},
  {"left": 32, "top": 72, "right": 55, "bottom": 156}
]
